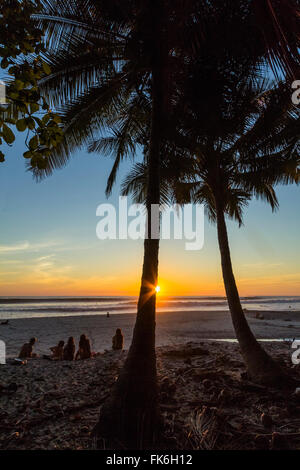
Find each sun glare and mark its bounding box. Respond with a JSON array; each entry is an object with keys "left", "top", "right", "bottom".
[{"left": 155, "top": 285, "right": 161, "bottom": 293}]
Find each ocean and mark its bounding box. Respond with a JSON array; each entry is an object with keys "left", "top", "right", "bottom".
[{"left": 0, "top": 296, "right": 299, "bottom": 319}]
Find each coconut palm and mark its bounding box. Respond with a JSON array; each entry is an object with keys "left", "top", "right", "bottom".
[
  {"left": 32, "top": 0, "right": 198, "bottom": 448},
  {"left": 121, "top": 77, "right": 300, "bottom": 385},
  {"left": 29, "top": 0, "right": 299, "bottom": 447}
]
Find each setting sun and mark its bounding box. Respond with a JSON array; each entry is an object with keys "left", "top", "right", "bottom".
[{"left": 155, "top": 285, "right": 161, "bottom": 293}]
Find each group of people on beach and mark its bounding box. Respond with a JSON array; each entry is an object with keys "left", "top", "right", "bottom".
[
  {"left": 18, "top": 328, "right": 124, "bottom": 360},
  {"left": 45, "top": 334, "right": 91, "bottom": 361}
]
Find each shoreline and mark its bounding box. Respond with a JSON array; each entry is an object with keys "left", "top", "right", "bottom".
[
  {"left": 1, "top": 308, "right": 299, "bottom": 320},
  {"left": 0, "top": 309, "right": 299, "bottom": 358}
]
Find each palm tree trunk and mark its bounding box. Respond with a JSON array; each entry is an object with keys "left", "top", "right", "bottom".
[
  {"left": 94, "top": 5, "right": 164, "bottom": 449},
  {"left": 214, "top": 193, "right": 285, "bottom": 385}
]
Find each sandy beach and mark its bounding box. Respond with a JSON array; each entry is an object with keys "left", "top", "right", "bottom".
[
  {"left": 0, "top": 309, "right": 300, "bottom": 450},
  {"left": 0, "top": 339, "right": 300, "bottom": 450},
  {"left": 0, "top": 309, "right": 299, "bottom": 358}
]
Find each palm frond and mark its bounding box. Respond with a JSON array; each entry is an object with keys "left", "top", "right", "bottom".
[
  {"left": 253, "top": 0, "right": 300, "bottom": 79},
  {"left": 39, "top": 33, "right": 124, "bottom": 107}
]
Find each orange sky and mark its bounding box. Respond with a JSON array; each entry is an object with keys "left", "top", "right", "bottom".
[
  {"left": 0, "top": 256, "right": 299, "bottom": 297},
  {"left": 1, "top": 148, "right": 300, "bottom": 297}
]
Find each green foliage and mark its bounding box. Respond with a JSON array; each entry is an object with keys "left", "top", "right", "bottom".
[
  {"left": 0, "top": 0, "right": 63, "bottom": 163},
  {"left": 2, "top": 122, "right": 15, "bottom": 144}
]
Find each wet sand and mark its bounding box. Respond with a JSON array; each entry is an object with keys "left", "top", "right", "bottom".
[{"left": 0, "top": 309, "right": 299, "bottom": 358}]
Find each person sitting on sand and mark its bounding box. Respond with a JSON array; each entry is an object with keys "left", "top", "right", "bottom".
[
  {"left": 112, "top": 328, "right": 123, "bottom": 350},
  {"left": 49, "top": 340, "right": 65, "bottom": 360},
  {"left": 63, "top": 337, "right": 75, "bottom": 361},
  {"left": 19, "top": 337, "right": 37, "bottom": 358},
  {"left": 75, "top": 334, "right": 92, "bottom": 360}
]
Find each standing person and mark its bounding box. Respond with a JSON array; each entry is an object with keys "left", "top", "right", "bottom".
[
  {"left": 63, "top": 337, "right": 75, "bottom": 361},
  {"left": 106, "top": 311, "right": 110, "bottom": 318},
  {"left": 112, "top": 328, "right": 124, "bottom": 351},
  {"left": 19, "top": 337, "right": 37, "bottom": 358},
  {"left": 75, "top": 334, "right": 92, "bottom": 360}
]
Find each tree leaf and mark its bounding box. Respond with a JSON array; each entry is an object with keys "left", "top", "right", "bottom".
[
  {"left": 30, "top": 102, "right": 40, "bottom": 114},
  {"left": 29, "top": 135, "right": 39, "bottom": 150},
  {"left": 2, "top": 123, "right": 15, "bottom": 144},
  {"left": 16, "top": 119, "right": 27, "bottom": 132},
  {"left": 42, "top": 61, "right": 52, "bottom": 75}
]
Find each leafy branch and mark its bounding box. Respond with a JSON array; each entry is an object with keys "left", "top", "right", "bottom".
[{"left": 0, "top": 0, "right": 63, "bottom": 167}]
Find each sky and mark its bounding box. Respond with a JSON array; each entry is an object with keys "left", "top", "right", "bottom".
[{"left": 0, "top": 129, "right": 300, "bottom": 297}]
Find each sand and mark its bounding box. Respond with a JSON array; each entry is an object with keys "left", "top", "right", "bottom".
[
  {"left": 0, "top": 340, "right": 300, "bottom": 450},
  {"left": 0, "top": 309, "right": 300, "bottom": 450},
  {"left": 0, "top": 309, "right": 299, "bottom": 358}
]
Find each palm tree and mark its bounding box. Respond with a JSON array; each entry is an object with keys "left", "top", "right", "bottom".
[
  {"left": 32, "top": 0, "right": 193, "bottom": 448},
  {"left": 122, "top": 78, "right": 300, "bottom": 386},
  {"left": 30, "top": 0, "right": 299, "bottom": 447}
]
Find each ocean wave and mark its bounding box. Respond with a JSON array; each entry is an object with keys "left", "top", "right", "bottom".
[
  {"left": 0, "top": 296, "right": 299, "bottom": 320},
  {"left": 0, "top": 296, "right": 132, "bottom": 304}
]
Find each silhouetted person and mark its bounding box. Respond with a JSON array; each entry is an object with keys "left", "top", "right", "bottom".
[
  {"left": 112, "top": 328, "right": 123, "bottom": 350},
  {"left": 49, "top": 340, "right": 65, "bottom": 360},
  {"left": 106, "top": 311, "right": 110, "bottom": 318},
  {"left": 63, "top": 337, "right": 75, "bottom": 361},
  {"left": 75, "top": 334, "right": 92, "bottom": 360},
  {"left": 19, "top": 337, "right": 37, "bottom": 358}
]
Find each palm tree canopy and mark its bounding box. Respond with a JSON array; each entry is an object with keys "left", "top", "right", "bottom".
[
  {"left": 121, "top": 74, "right": 300, "bottom": 225},
  {"left": 27, "top": 0, "right": 299, "bottom": 189}
]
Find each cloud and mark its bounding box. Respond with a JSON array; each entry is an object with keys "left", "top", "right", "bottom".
[
  {"left": 35, "top": 255, "right": 55, "bottom": 263},
  {"left": 0, "top": 260, "right": 22, "bottom": 265},
  {"left": 0, "top": 241, "right": 59, "bottom": 254},
  {"left": 0, "top": 271, "right": 20, "bottom": 276},
  {"left": 238, "top": 272, "right": 300, "bottom": 286},
  {"left": 242, "top": 262, "right": 284, "bottom": 269},
  {"left": 0, "top": 242, "right": 30, "bottom": 253}
]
